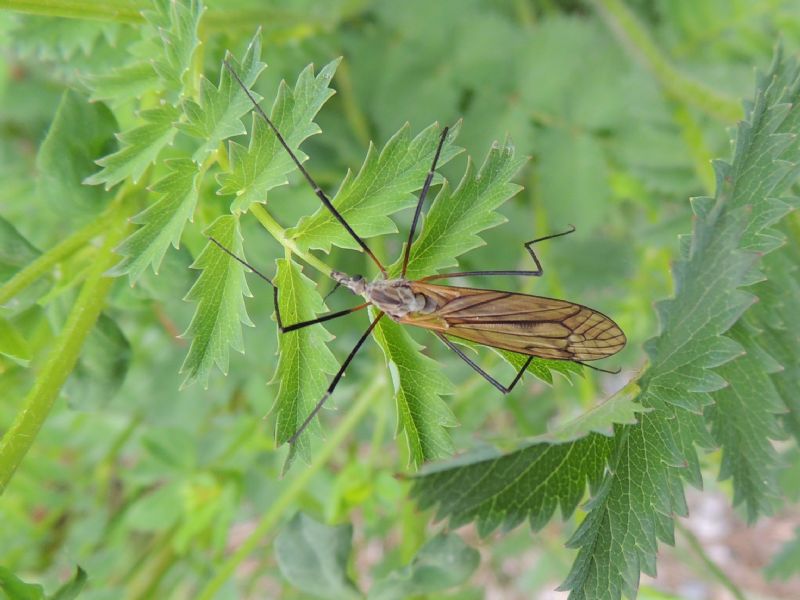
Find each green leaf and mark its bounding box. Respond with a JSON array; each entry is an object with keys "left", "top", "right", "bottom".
[
  {"left": 393, "top": 137, "right": 527, "bottom": 279},
  {"left": 290, "top": 121, "right": 462, "bottom": 253},
  {"left": 371, "top": 315, "right": 456, "bottom": 469},
  {"left": 272, "top": 258, "right": 338, "bottom": 466},
  {"left": 50, "top": 567, "right": 87, "bottom": 600},
  {"left": 180, "top": 215, "right": 253, "bottom": 388},
  {"left": 274, "top": 513, "right": 360, "bottom": 600},
  {"left": 0, "top": 565, "right": 45, "bottom": 600},
  {"left": 90, "top": 61, "right": 161, "bottom": 105},
  {"left": 63, "top": 314, "right": 131, "bottom": 410},
  {"left": 0, "top": 216, "right": 39, "bottom": 275},
  {"left": 368, "top": 533, "right": 480, "bottom": 600},
  {"left": 83, "top": 104, "right": 180, "bottom": 190},
  {"left": 545, "top": 379, "right": 644, "bottom": 441},
  {"left": 36, "top": 90, "right": 117, "bottom": 215},
  {"left": 110, "top": 158, "right": 200, "bottom": 282},
  {"left": 145, "top": 0, "right": 203, "bottom": 105},
  {"left": 498, "top": 349, "right": 584, "bottom": 386},
  {"left": 217, "top": 57, "right": 341, "bottom": 213},
  {"left": 412, "top": 434, "right": 613, "bottom": 534},
  {"left": 179, "top": 33, "right": 266, "bottom": 162},
  {"left": 0, "top": 316, "right": 32, "bottom": 367}
]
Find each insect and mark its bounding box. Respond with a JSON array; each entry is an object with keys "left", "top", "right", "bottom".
[{"left": 213, "top": 60, "right": 626, "bottom": 445}]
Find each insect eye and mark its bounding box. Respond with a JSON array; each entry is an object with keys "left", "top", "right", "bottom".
[{"left": 353, "top": 275, "right": 364, "bottom": 283}]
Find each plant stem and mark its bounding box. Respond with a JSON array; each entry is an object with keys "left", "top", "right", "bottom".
[
  {"left": 250, "top": 203, "right": 332, "bottom": 277},
  {"left": 0, "top": 0, "right": 146, "bottom": 22},
  {"left": 0, "top": 202, "right": 128, "bottom": 495},
  {"left": 0, "top": 205, "right": 116, "bottom": 306},
  {"left": 195, "top": 372, "right": 385, "bottom": 600},
  {"left": 591, "top": 0, "right": 741, "bottom": 123},
  {"left": 675, "top": 520, "right": 748, "bottom": 600}
]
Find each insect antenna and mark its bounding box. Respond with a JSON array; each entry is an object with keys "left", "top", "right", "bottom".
[{"left": 223, "top": 59, "right": 387, "bottom": 277}]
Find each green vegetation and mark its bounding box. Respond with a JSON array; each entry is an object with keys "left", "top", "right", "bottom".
[{"left": 1, "top": 1, "right": 799, "bottom": 598}]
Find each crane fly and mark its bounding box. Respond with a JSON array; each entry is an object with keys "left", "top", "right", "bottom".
[{"left": 212, "top": 59, "right": 626, "bottom": 446}]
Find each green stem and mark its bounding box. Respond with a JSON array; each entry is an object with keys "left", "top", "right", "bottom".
[
  {"left": 591, "top": 0, "right": 741, "bottom": 123},
  {"left": 0, "top": 0, "right": 341, "bottom": 33},
  {"left": 0, "top": 0, "right": 145, "bottom": 21},
  {"left": 195, "top": 372, "right": 385, "bottom": 600},
  {"left": 675, "top": 520, "right": 748, "bottom": 600},
  {"left": 0, "top": 206, "right": 116, "bottom": 306},
  {"left": 250, "top": 203, "right": 332, "bottom": 277},
  {"left": 0, "top": 202, "right": 128, "bottom": 495}
]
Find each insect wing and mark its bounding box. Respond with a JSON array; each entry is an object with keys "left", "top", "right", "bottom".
[{"left": 401, "top": 283, "right": 626, "bottom": 361}]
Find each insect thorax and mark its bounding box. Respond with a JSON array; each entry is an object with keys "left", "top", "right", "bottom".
[{"left": 365, "top": 279, "right": 438, "bottom": 320}]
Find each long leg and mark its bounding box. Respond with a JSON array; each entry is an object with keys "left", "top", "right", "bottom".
[
  {"left": 436, "top": 333, "right": 533, "bottom": 394},
  {"left": 420, "top": 225, "right": 576, "bottom": 282},
  {"left": 401, "top": 125, "right": 450, "bottom": 277},
  {"left": 209, "top": 236, "right": 369, "bottom": 333},
  {"left": 288, "top": 311, "right": 385, "bottom": 445},
  {"left": 224, "top": 60, "right": 387, "bottom": 277}
]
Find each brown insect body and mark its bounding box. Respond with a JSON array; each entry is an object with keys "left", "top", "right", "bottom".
[{"left": 332, "top": 272, "right": 626, "bottom": 362}]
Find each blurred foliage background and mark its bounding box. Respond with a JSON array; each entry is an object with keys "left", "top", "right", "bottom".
[{"left": 1, "top": 0, "right": 800, "bottom": 598}]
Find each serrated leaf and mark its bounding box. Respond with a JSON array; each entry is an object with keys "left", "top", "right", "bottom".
[
  {"left": 368, "top": 533, "right": 480, "bottom": 600},
  {"left": 216, "top": 57, "right": 341, "bottom": 213},
  {"left": 180, "top": 215, "right": 253, "bottom": 388},
  {"left": 179, "top": 33, "right": 266, "bottom": 162},
  {"left": 274, "top": 513, "right": 360, "bottom": 600},
  {"left": 272, "top": 258, "right": 338, "bottom": 466},
  {"left": 84, "top": 104, "right": 180, "bottom": 190},
  {"left": 110, "top": 158, "right": 200, "bottom": 282},
  {"left": 145, "top": 0, "right": 203, "bottom": 105},
  {"left": 545, "top": 379, "right": 645, "bottom": 441},
  {"left": 412, "top": 433, "right": 613, "bottom": 534},
  {"left": 371, "top": 315, "right": 456, "bottom": 468},
  {"left": 393, "top": 138, "right": 527, "bottom": 279},
  {"left": 290, "top": 121, "right": 462, "bottom": 252},
  {"left": 498, "top": 349, "right": 584, "bottom": 386},
  {"left": 36, "top": 89, "right": 117, "bottom": 214}
]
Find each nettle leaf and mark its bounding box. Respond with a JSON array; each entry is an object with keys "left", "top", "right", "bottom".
[
  {"left": 179, "top": 33, "right": 266, "bottom": 162},
  {"left": 145, "top": 0, "right": 203, "bottom": 105},
  {"left": 274, "top": 513, "right": 360, "bottom": 600},
  {"left": 84, "top": 104, "right": 180, "bottom": 189},
  {"left": 372, "top": 315, "right": 456, "bottom": 468},
  {"left": 411, "top": 47, "right": 800, "bottom": 600},
  {"left": 393, "top": 138, "right": 526, "bottom": 279},
  {"left": 272, "top": 258, "right": 338, "bottom": 466},
  {"left": 217, "top": 58, "right": 341, "bottom": 213},
  {"left": 412, "top": 433, "right": 613, "bottom": 534},
  {"left": 180, "top": 215, "right": 253, "bottom": 388},
  {"left": 290, "top": 121, "right": 463, "bottom": 252},
  {"left": 110, "top": 158, "right": 200, "bottom": 282}
]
